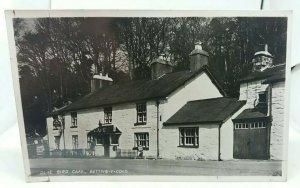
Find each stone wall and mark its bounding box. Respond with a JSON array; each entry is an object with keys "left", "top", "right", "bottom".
[
  {"left": 239, "top": 80, "right": 270, "bottom": 110},
  {"left": 269, "top": 81, "right": 285, "bottom": 160},
  {"left": 239, "top": 80, "right": 285, "bottom": 160}
]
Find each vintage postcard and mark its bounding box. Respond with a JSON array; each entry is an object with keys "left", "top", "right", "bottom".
[{"left": 5, "top": 10, "right": 291, "bottom": 182}]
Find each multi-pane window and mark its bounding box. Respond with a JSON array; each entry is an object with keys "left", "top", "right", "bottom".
[
  {"left": 134, "top": 133, "right": 149, "bottom": 148},
  {"left": 136, "top": 103, "right": 147, "bottom": 123},
  {"left": 234, "top": 123, "right": 249, "bottom": 129},
  {"left": 250, "top": 122, "right": 267, "bottom": 129},
  {"left": 179, "top": 127, "right": 199, "bottom": 147},
  {"left": 72, "top": 135, "right": 79, "bottom": 149},
  {"left": 71, "top": 112, "right": 77, "bottom": 127},
  {"left": 235, "top": 122, "right": 267, "bottom": 129},
  {"left": 104, "top": 107, "right": 112, "bottom": 124},
  {"left": 54, "top": 136, "right": 60, "bottom": 150}
]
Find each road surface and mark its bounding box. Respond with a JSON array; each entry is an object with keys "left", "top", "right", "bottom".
[{"left": 29, "top": 158, "right": 282, "bottom": 176}]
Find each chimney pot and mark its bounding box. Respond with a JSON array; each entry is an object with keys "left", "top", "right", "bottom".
[
  {"left": 195, "top": 41, "right": 203, "bottom": 50},
  {"left": 264, "top": 44, "right": 268, "bottom": 52},
  {"left": 189, "top": 41, "right": 209, "bottom": 72}
]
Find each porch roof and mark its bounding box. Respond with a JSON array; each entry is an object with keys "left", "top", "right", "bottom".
[
  {"left": 233, "top": 108, "right": 269, "bottom": 122},
  {"left": 87, "top": 125, "right": 121, "bottom": 136}
]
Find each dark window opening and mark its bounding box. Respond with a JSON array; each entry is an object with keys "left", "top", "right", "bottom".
[{"left": 71, "top": 112, "right": 77, "bottom": 127}]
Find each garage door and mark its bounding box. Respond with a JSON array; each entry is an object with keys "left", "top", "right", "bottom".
[{"left": 233, "top": 122, "right": 269, "bottom": 160}]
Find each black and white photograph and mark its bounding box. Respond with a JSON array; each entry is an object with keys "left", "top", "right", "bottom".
[{"left": 5, "top": 10, "right": 291, "bottom": 181}]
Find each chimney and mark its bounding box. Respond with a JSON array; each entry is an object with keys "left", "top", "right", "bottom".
[
  {"left": 150, "top": 54, "right": 173, "bottom": 80},
  {"left": 189, "top": 41, "right": 209, "bottom": 72},
  {"left": 252, "top": 44, "right": 273, "bottom": 72},
  {"left": 90, "top": 72, "right": 113, "bottom": 92}
]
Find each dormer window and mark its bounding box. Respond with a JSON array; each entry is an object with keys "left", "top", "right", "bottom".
[
  {"left": 104, "top": 107, "right": 112, "bottom": 124},
  {"left": 71, "top": 112, "right": 77, "bottom": 128}
]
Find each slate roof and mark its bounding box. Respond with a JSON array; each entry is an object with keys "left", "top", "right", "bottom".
[
  {"left": 163, "top": 97, "right": 246, "bottom": 125},
  {"left": 50, "top": 66, "right": 226, "bottom": 115},
  {"left": 240, "top": 64, "right": 286, "bottom": 83},
  {"left": 233, "top": 108, "right": 269, "bottom": 122}
]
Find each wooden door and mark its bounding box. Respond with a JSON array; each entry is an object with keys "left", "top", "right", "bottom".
[{"left": 233, "top": 122, "right": 269, "bottom": 160}]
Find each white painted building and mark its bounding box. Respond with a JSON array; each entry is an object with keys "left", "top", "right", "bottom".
[{"left": 46, "top": 43, "right": 286, "bottom": 160}]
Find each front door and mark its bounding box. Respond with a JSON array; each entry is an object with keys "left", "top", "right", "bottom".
[
  {"left": 233, "top": 122, "right": 269, "bottom": 159},
  {"left": 103, "top": 135, "right": 110, "bottom": 157}
]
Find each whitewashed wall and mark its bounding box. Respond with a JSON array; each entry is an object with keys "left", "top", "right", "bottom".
[
  {"left": 47, "top": 101, "right": 160, "bottom": 157},
  {"left": 220, "top": 105, "right": 247, "bottom": 160},
  {"left": 160, "top": 124, "right": 219, "bottom": 160}
]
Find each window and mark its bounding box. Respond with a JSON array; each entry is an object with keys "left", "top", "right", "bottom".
[
  {"left": 52, "top": 115, "right": 61, "bottom": 130},
  {"left": 134, "top": 133, "right": 149, "bottom": 149},
  {"left": 250, "top": 122, "right": 267, "bottom": 129},
  {"left": 258, "top": 92, "right": 267, "bottom": 104},
  {"left": 72, "top": 135, "right": 79, "bottom": 149},
  {"left": 71, "top": 112, "right": 77, "bottom": 127},
  {"left": 136, "top": 103, "right": 147, "bottom": 124},
  {"left": 234, "top": 123, "right": 249, "bottom": 129},
  {"left": 179, "top": 127, "right": 199, "bottom": 147},
  {"left": 54, "top": 136, "right": 60, "bottom": 150},
  {"left": 104, "top": 107, "right": 112, "bottom": 124}
]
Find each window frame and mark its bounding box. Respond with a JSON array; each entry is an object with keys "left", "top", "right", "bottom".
[
  {"left": 52, "top": 115, "right": 61, "bottom": 130},
  {"left": 72, "top": 135, "right": 79, "bottom": 149},
  {"left": 258, "top": 92, "right": 267, "bottom": 104},
  {"left": 71, "top": 112, "right": 78, "bottom": 128},
  {"left": 135, "top": 103, "right": 147, "bottom": 125},
  {"left": 235, "top": 122, "right": 267, "bottom": 129},
  {"left": 104, "top": 107, "right": 112, "bottom": 124},
  {"left": 134, "top": 132, "right": 149, "bottom": 150},
  {"left": 178, "top": 127, "right": 199, "bottom": 147}
]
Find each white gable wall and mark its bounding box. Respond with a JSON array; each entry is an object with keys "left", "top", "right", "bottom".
[{"left": 162, "top": 72, "right": 223, "bottom": 122}]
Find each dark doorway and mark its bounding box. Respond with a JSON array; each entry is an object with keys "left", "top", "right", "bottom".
[
  {"left": 233, "top": 122, "right": 269, "bottom": 159},
  {"left": 103, "top": 135, "right": 110, "bottom": 157}
]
